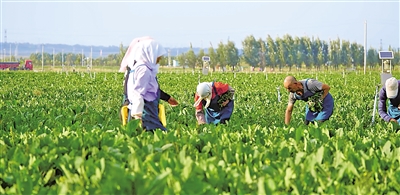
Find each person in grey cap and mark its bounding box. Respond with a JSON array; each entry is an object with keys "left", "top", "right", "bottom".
[
  {"left": 378, "top": 77, "right": 400, "bottom": 124},
  {"left": 193, "top": 81, "right": 235, "bottom": 125}
]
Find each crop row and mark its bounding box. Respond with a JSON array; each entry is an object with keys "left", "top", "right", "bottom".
[{"left": 1, "top": 71, "right": 400, "bottom": 194}]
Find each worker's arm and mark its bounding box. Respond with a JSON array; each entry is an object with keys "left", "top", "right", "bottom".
[
  {"left": 194, "top": 94, "right": 206, "bottom": 124},
  {"left": 320, "top": 83, "right": 330, "bottom": 101},
  {"left": 285, "top": 103, "right": 294, "bottom": 125},
  {"left": 159, "top": 89, "right": 171, "bottom": 102},
  {"left": 378, "top": 88, "right": 394, "bottom": 122},
  {"left": 160, "top": 88, "right": 178, "bottom": 106}
]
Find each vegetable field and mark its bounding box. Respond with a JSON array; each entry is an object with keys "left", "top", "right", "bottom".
[{"left": 1, "top": 70, "right": 400, "bottom": 194}]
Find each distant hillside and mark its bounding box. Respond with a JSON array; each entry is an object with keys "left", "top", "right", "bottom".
[{"left": 0, "top": 42, "right": 222, "bottom": 58}]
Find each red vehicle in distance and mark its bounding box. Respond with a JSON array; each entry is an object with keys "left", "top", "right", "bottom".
[{"left": 0, "top": 60, "right": 33, "bottom": 70}]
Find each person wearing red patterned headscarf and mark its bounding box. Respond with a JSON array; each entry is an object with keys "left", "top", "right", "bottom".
[{"left": 194, "top": 82, "right": 235, "bottom": 125}]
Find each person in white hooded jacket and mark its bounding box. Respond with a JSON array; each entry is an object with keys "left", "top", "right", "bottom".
[
  {"left": 120, "top": 37, "right": 178, "bottom": 107},
  {"left": 123, "top": 38, "right": 167, "bottom": 131}
]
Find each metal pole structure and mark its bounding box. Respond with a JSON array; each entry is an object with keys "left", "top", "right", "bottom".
[
  {"left": 364, "top": 20, "right": 367, "bottom": 75},
  {"left": 62, "top": 49, "right": 64, "bottom": 72},
  {"left": 371, "top": 85, "right": 379, "bottom": 125},
  {"left": 15, "top": 43, "right": 18, "bottom": 57},
  {"left": 81, "top": 49, "right": 84, "bottom": 67},
  {"left": 9, "top": 44, "right": 11, "bottom": 61},
  {"left": 90, "top": 46, "right": 93, "bottom": 70},
  {"left": 53, "top": 48, "right": 55, "bottom": 67},
  {"left": 42, "top": 44, "right": 44, "bottom": 71},
  {"left": 277, "top": 87, "right": 281, "bottom": 102}
]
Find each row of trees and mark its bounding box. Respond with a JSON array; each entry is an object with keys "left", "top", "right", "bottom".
[
  {"left": 174, "top": 34, "right": 400, "bottom": 72},
  {"left": 16, "top": 34, "right": 400, "bottom": 71}
]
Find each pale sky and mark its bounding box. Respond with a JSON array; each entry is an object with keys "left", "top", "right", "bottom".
[{"left": 1, "top": 0, "right": 399, "bottom": 50}]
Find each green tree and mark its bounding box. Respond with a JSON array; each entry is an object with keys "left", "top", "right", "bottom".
[
  {"left": 177, "top": 53, "right": 186, "bottom": 70},
  {"left": 329, "top": 38, "right": 340, "bottom": 70},
  {"left": 65, "top": 52, "right": 72, "bottom": 68},
  {"left": 321, "top": 41, "right": 329, "bottom": 70},
  {"left": 276, "top": 36, "right": 289, "bottom": 71},
  {"left": 294, "top": 37, "right": 303, "bottom": 70},
  {"left": 266, "top": 35, "right": 278, "bottom": 71},
  {"left": 311, "top": 37, "right": 322, "bottom": 70},
  {"left": 225, "top": 40, "right": 239, "bottom": 71},
  {"left": 302, "top": 36, "right": 312, "bottom": 70},
  {"left": 208, "top": 43, "right": 217, "bottom": 72},
  {"left": 282, "top": 34, "right": 295, "bottom": 71},
  {"left": 29, "top": 53, "right": 40, "bottom": 67},
  {"left": 350, "top": 42, "right": 362, "bottom": 69},
  {"left": 241, "top": 35, "right": 261, "bottom": 70},
  {"left": 216, "top": 41, "right": 226, "bottom": 71},
  {"left": 296, "top": 37, "right": 310, "bottom": 70},
  {"left": 367, "top": 47, "right": 378, "bottom": 69},
  {"left": 259, "top": 38, "right": 269, "bottom": 71},
  {"left": 159, "top": 56, "right": 168, "bottom": 66},
  {"left": 341, "top": 40, "right": 351, "bottom": 68},
  {"left": 117, "top": 43, "right": 127, "bottom": 67},
  {"left": 394, "top": 48, "right": 400, "bottom": 67},
  {"left": 186, "top": 43, "right": 197, "bottom": 70},
  {"left": 74, "top": 53, "right": 85, "bottom": 67},
  {"left": 197, "top": 48, "right": 205, "bottom": 70}
]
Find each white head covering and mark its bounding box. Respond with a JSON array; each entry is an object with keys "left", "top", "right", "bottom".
[
  {"left": 129, "top": 39, "right": 166, "bottom": 77},
  {"left": 119, "top": 36, "right": 154, "bottom": 72},
  {"left": 193, "top": 82, "right": 212, "bottom": 108},
  {"left": 386, "top": 77, "right": 398, "bottom": 99}
]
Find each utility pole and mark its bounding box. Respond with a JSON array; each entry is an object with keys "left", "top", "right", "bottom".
[
  {"left": 364, "top": 20, "right": 367, "bottom": 75},
  {"left": 81, "top": 49, "right": 84, "bottom": 67},
  {"left": 90, "top": 46, "right": 93, "bottom": 70},
  {"left": 62, "top": 49, "right": 64, "bottom": 72},
  {"left": 15, "top": 43, "right": 18, "bottom": 58},
  {"left": 168, "top": 49, "right": 171, "bottom": 66},
  {"left": 42, "top": 44, "right": 44, "bottom": 71},
  {"left": 53, "top": 48, "right": 55, "bottom": 67}
]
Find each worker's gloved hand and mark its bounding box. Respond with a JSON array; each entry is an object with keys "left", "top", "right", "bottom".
[
  {"left": 131, "top": 113, "right": 142, "bottom": 120},
  {"left": 167, "top": 97, "right": 179, "bottom": 107},
  {"left": 220, "top": 100, "right": 229, "bottom": 107},
  {"left": 131, "top": 113, "right": 143, "bottom": 129}
]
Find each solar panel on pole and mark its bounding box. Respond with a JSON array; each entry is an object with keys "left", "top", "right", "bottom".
[
  {"left": 378, "top": 51, "right": 394, "bottom": 59},
  {"left": 379, "top": 51, "right": 394, "bottom": 74}
]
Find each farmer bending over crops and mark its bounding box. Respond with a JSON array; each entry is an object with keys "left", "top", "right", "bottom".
[
  {"left": 283, "top": 76, "right": 334, "bottom": 125},
  {"left": 124, "top": 37, "right": 168, "bottom": 131},
  {"left": 194, "top": 82, "right": 235, "bottom": 125},
  {"left": 378, "top": 77, "right": 400, "bottom": 124}
]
